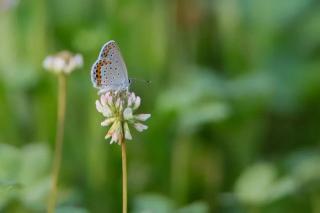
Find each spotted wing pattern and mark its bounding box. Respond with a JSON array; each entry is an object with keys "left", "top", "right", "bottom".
[{"left": 91, "top": 40, "right": 129, "bottom": 91}]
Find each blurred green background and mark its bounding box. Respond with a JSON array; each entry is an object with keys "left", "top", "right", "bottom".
[{"left": 1, "top": 0, "right": 320, "bottom": 212}]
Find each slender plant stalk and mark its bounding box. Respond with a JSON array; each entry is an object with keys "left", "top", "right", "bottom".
[
  {"left": 121, "top": 132, "right": 127, "bottom": 213},
  {"left": 47, "top": 74, "right": 67, "bottom": 213}
]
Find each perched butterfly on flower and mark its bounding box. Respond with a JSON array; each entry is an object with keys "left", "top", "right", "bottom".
[{"left": 91, "top": 40, "right": 130, "bottom": 93}]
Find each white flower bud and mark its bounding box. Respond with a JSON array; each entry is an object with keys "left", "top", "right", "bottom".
[{"left": 43, "top": 51, "right": 83, "bottom": 74}]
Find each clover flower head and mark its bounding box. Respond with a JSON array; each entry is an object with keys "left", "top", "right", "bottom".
[
  {"left": 43, "top": 51, "right": 83, "bottom": 74},
  {"left": 96, "top": 91, "right": 151, "bottom": 144}
]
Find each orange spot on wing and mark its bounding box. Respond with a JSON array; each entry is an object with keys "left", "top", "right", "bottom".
[{"left": 96, "top": 64, "right": 102, "bottom": 86}]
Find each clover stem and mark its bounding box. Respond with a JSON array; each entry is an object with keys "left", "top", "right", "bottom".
[
  {"left": 121, "top": 128, "right": 128, "bottom": 213},
  {"left": 47, "top": 73, "right": 67, "bottom": 213}
]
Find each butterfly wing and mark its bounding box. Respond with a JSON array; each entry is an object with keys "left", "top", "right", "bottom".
[
  {"left": 92, "top": 40, "right": 129, "bottom": 91},
  {"left": 91, "top": 58, "right": 112, "bottom": 89}
]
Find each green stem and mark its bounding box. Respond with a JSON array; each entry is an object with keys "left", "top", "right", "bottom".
[
  {"left": 121, "top": 131, "right": 127, "bottom": 213},
  {"left": 47, "top": 74, "right": 67, "bottom": 213}
]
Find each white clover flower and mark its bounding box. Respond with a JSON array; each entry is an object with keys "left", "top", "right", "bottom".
[
  {"left": 0, "top": 0, "right": 19, "bottom": 11},
  {"left": 43, "top": 51, "right": 83, "bottom": 74},
  {"left": 96, "top": 91, "right": 151, "bottom": 144}
]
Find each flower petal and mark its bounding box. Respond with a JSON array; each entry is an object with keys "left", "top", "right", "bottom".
[
  {"left": 119, "top": 100, "right": 124, "bottom": 112},
  {"left": 101, "top": 117, "right": 115, "bottom": 126},
  {"left": 96, "top": 100, "right": 103, "bottom": 113},
  {"left": 64, "top": 60, "right": 75, "bottom": 74},
  {"left": 106, "top": 93, "right": 113, "bottom": 106},
  {"left": 115, "top": 98, "right": 121, "bottom": 109},
  {"left": 127, "top": 92, "right": 136, "bottom": 107},
  {"left": 132, "top": 92, "right": 136, "bottom": 101},
  {"left": 74, "top": 54, "right": 83, "bottom": 67},
  {"left": 106, "top": 120, "right": 120, "bottom": 139},
  {"left": 111, "top": 126, "right": 123, "bottom": 145},
  {"left": 123, "top": 108, "right": 133, "bottom": 120},
  {"left": 124, "top": 122, "right": 132, "bottom": 140},
  {"left": 134, "top": 123, "right": 148, "bottom": 132},
  {"left": 100, "top": 94, "right": 108, "bottom": 106},
  {"left": 102, "top": 106, "right": 112, "bottom": 117},
  {"left": 105, "top": 133, "right": 111, "bottom": 140},
  {"left": 134, "top": 114, "right": 151, "bottom": 121},
  {"left": 53, "top": 58, "right": 65, "bottom": 72},
  {"left": 43, "top": 56, "right": 54, "bottom": 70},
  {"left": 133, "top": 96, "right": 141, "bottom": 110},
  {"left": 110, "top": 131, "right": 118, "bottom": 144},
  {"left": 127, "top": 96, "right": 133, "bottom": 107},
  {"left": 96, "top": 99, "right": 112, "bottom": 117}
]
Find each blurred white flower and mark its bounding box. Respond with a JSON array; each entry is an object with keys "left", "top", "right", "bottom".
[
  {"left": 0, "top": 0, "right": 19, "bottom": 11},
  {"left": 43, "top": 51, "right": 83, "bottom": 74},
  {"left": 96, "top": 91, "right": 151, "bottom": 144}
]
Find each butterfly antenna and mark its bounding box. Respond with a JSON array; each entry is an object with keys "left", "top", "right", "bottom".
[{"left": 129, "top": 78, "right": 151, "bottom": 85}]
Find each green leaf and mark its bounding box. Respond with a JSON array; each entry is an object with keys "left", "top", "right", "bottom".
[
  {"left": 0, "top": 144, "right": 21, "bottom": 209},
  {"left": 19, "top": 143, "right": 51, "bottom": 185},
  {"left": 234, "top": 162, "right": 298, "bottom": 205},
  {"left": 56, "top": 206, "right": 89, "bottom": 213},
  {"left": 132, "top": 194, "right": 175, "bottom": 213},
  {"left": 177, "top": 201, "right": 209, "bottom": 213},
  {"left": 234, "top": 163, "right": 277, "bottom": 205}
]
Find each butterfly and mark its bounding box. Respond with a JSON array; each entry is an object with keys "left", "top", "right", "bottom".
[{"left": 91, "top": 40, "right": 130, "bottom": 93}]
